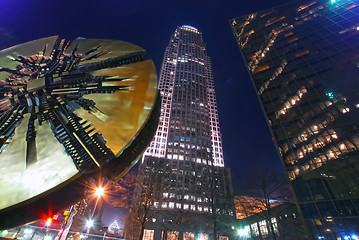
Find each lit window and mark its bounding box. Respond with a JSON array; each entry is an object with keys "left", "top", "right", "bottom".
[
  {"left": 271, "top": 217, "right": 279, "bottom": 233},
  {"left": 197, "top": 233, "right": 208, "bottom": 240},
  {"left": 169, "top": 202, "right": 175, "bottom": 209},
  {"left": 183, "top": 232, "right": 194, "bottom": 240},
  {"left": 251, "top": 223, "right": 259, "bottom": 236},
  {"left": 259, "top": 220, "right": 268, "bottom": 235},
  {"left": 143, "top": 229, "right": 154, "bottom": 240},
  {"left": 219, "top": 237, "right": 229, "bottom": 240},
  {"left": 167, "top": 231, "right": 179, "bottom": 240}
]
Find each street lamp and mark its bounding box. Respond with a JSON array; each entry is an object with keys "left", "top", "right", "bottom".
[
  {"left": 86, "top": 219, "right": 94, "bottom": 239},
  {"left": 95, "top": 187, "right": 104, "bottom": 197},
  {"left": 87, "top": 219, "right": 94, "bottom": 228},
  {"left": 238, "top": 228, "right": 249, "bottom": 240},
  {"left": 91, "top": 186, "right": 106, "bottom": 219},
  {"left": 85, "top": 183, "right": 106, "bottom": 239}
]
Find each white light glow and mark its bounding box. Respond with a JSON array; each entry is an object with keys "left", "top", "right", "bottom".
[
  {"left": 238, "top": 228, "right": 249, "bottom": 237},
  {"left": 95, "top": 187, "right": 104, "bottom": 197},
  {"left": 87, "top": 219, "right": 94, "bottom": 228}
]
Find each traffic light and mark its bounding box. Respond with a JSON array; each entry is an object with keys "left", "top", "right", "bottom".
[{"left": 45, "top": 218, "right": 52, "bottom": 227}]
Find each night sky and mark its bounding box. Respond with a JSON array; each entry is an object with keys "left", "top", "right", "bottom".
[{"left": 1, "top": 0, "right": 290, "bottom": 226}]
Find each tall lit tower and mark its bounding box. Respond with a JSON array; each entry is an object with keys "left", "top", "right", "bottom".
[
  {"left": 231, "top": 0, "right": 359, "bottom": 239},
  {"left": 128, "top": 25, "right": 234, "bottom": 240},
  {"left": 144, "top": 25, "right": 224, "bottom": 167}
]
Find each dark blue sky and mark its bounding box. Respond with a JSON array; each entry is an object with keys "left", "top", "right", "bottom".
[{"left": 0, "top": 0, "right": 289, "bottom": 193}]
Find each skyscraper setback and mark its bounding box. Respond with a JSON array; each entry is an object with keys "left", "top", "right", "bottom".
[
  {"left": 231, "top": 0, "right": 359, "bottom": 239},
  {"left": 127, "top": 25, "right": 233, "bottom": 240}
]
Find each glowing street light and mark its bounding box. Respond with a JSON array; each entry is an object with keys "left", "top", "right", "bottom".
[
  {"left": 95, "top": 187, "right": 104, "bottom": 197},
  {"left": 87, "top": 219, "right": 94, "bottom": 228},
  {"left": 90, "top": 185, "right": 106, "bottom": 220},
  {"left": 238, "top": 228, "right": 249, "bottom": 237}
]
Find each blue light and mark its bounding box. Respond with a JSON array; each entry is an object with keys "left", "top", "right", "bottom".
[
  {"left": 326, "top": 91, "right": 334, "bottom": 99},
  {"left": 331, "top": 0, "right": 336, "bottom": 3}
]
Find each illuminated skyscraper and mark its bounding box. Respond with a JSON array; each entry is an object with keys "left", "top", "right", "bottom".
[
  {"left": 144, "top": 25, "right": 224, "bottom": 167},
  {"left": 127, "top": 25, "right": 234, "bottom": 240},
  {"left": 231, "top": 0, "right": 359, "bottom": 239}
]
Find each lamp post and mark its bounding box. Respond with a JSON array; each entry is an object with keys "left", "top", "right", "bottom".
[
  {"left": 86, "top": 186, "right": 105, "bottom": 239},
  {"left": 92, "top": 187, "right": 104, "bottom": 218},
  {"left": 85, "top": 218, "right": 94, "bottom": 239}
]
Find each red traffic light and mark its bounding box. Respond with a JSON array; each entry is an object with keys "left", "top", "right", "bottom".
[{"left": 45, "top": 218, "right": 52, "bottom": 227}]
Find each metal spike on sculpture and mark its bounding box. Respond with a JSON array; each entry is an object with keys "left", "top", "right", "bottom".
[{"left": 0, "top": 36, "right": 160, "bottom": 229}]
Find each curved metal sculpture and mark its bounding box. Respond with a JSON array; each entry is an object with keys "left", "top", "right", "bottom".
[{"left": 0, "top": 36, "right": 160, "bottom": 229}]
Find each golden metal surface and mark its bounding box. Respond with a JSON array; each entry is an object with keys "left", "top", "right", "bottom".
[
  {"left": 0, "top": 36, "right": 58, "bottom": 80},
  {"left": 0, "top": 36, "right": 158, "bottom": 214},
  {"left": 65, "top": 38, "right": 144, "bottom": 65},
  {"left": 0, "top": 114, "right": 79, "bottom": 210},
  {"left": 76, "top": 60, "right": 157, "bottom": 155}
]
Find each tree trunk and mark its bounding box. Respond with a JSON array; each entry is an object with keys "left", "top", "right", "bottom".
[
  {"left": 139, "top": 222, "right": 145, "bottom": 240},
  {"left": 267, "top": 219, "right": 277, "bottom": 240},
  {"left": 212, "top": 221, "right": 217, "bottom": 240}
]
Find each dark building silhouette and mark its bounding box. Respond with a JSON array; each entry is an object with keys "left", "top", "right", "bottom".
[{"left": 231, "top": 0, "right": 359, "bottom": 239}]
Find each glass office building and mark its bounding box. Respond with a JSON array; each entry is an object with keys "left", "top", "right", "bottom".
[{"left": 231, "top": 0, "right": 359, "bottom": 239}]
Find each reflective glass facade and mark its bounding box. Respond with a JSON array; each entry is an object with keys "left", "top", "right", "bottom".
[{"left": 231, "top": 0, "right": 359, "bottom": 239}]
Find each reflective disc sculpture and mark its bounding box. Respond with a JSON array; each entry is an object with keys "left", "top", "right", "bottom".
[{"left": 0, "top": 36, "right": 160, "bottom": 228}]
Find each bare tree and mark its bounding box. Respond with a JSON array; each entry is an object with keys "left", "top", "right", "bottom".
[
  {"left": 111, "top": 167, "right": 162, "bottom": 240},
  {"left": 244, "top": 168, "right": 292, "bottom": 240}
]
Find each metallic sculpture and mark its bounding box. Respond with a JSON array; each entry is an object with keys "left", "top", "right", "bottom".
[{"left": 0, "top": 36, "right": 160, "bottom": 228}]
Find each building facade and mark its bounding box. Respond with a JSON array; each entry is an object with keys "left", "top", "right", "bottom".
[
  {"left": 235, "top": 199, "right": 305, "bottom": 240},
  {"left": 126, "top": 25, "right": 234, "bottom": 240},
  {"left": 231, "top": 0, "right": 359, "bottom": 239}
]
